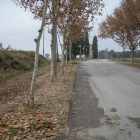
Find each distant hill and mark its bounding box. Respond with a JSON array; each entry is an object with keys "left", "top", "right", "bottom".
[{"left": 0, "top": 50, "right": 50, "bottom": 74}]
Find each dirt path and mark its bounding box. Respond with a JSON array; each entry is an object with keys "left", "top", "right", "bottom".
[{"left": 0, "top": 62, "right": 79, "bottom": 139}]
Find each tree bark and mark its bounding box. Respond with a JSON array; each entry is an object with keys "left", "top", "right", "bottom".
[
  {"left": 123, "top": 45, "right": 124, "bottom": 61},
  {"left": 51, "top": 1, "right": 57, "bottom": 81},
  {"left": 61, "top": 30, "right": 65, "bottom": 74},
  {"left": 66, "top": 38, "right": 68, "bottom": 69},
  {"left": 43, "top": 27, "right": 45, "bottom": 56},
  {"left": 51, "top": 25, "right": 54, "bottom": 82},
  {"left": 131, "top": 50, "right": 134, "bottom": 65},
  {"left": 30, "top": 0, "right": 48, "bottom": 108},
  {"left": 54, "top": 25, "right": 57, "bottom": 79},
  {"left": 69, "top": 39, "right": 72, "bottom": 66},
  {"left": 69, "top": 40, "right": 70, "bottom": 66},
  {"left": 57, "top": 39, "right": 59, "bottom": 62}
]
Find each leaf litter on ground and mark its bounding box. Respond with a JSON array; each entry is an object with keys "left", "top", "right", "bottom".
[{"left": 0, "top": 62, "right": 79, "bottom": 139}]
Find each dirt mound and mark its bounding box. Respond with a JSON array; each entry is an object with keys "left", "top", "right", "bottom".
[{"left": 0, "top": 50, "right": 49, "bottom": 73}]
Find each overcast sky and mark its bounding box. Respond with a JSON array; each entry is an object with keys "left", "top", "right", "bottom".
[{"left": 0, "top": 0, "right": 124, "bottom": 56}]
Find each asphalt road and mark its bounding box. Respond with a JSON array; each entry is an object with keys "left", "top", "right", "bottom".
[{"left": 68, "top": 59, "right": 140, "bottom": 140}]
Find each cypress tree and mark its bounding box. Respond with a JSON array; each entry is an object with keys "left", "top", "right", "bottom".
[{"left": 92, "top": 36, "right": 98, "bottom": 59}]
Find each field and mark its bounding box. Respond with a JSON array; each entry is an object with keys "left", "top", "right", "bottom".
[{"left": 109, "top": 58, "right": 140, "bottom": 67}]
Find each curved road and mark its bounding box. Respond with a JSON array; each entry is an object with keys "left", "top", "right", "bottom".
[{"left": 68, "top": 59, "right": 140, "bottom": 140}]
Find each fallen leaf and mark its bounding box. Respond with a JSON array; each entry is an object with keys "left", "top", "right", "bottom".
[
  {"left": 27, "top": 136, "right": 36, "bottom": 140},
  {"left": 73, "top": 128, "right": 78, "bottom": 131},
  {"left": 7, "top": 108, "right": 13, "bottom": 112},
  {"left": 48, "top": 129, "right": 51, "bottom": 132},
  {"left": 14, "top": 136, "right": 18, "bottom": 140},
  {"left": 78, "top": 127, "right": 83, "bottom": 130},
  {"left": 24, "top": 123, "right": 28, "bottom": 126},
  {"left": 53, "top": 127, "right": 58, "bottom": 130},
  {"left": 112, "top": 115, "right": 120, "bottom": 120},
  {"left": 18, "top": 131, "right": 22, "bottom": 135},
  {"left": 107, "top": 118, "right": 111, "bottom": 120},
  {"left": 101, "top": 117, "right": 111, "bottom": 121},
  {"left": 87, "top": 95, "right": 94, "bottom": 98},
  {"left": 47, "top": 133, "right": 51, "bottom": 137},
  {"left": 37, "top": 114, "right": 42, "bottom": 117},
  {"left": 73, "top": 112, "right": 77, "bottom": 114},
  {"left": 9, "top": 125, "right": 27, "bottom": 130}
]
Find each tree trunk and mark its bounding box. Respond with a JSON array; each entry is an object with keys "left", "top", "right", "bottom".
[
  {"left": 51, "top": 1, "right": 57, "bottom": 81},
  {"left": 69, "top": 39, "right": 72, "bottom": 66},
  {"left": 61, "top": 30, "right": 65, "bottom": 74},
  {"left": 69, "top": 42, "right": 70, "bottom": 66},
  {"left": 51, "top": 25, "right": 54, "bottom": 82},
  {"left": 53, "top": 25, "right": 57, "bottom": 79},
  {"left": 66, "top": 38, "right": 68, "bottom": 69},
  {"left": 43, "top": 27, "right": 45, "bottom": 56},
  {"left": 30, "top": 0, "right": 48, "bottom": 108},
  {"left": 123, "top": 46, "right": 124, "bottom": 61},
  {"left": 131, "top": 51, "right": 134, "bottom": 65},
  {"left": 57, "top": 40, "right": 59, "bottom": 62}
]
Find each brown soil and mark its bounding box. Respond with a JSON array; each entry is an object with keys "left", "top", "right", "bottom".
[{"left": 0, "top": 62, "right": 79, "bottom": 140}]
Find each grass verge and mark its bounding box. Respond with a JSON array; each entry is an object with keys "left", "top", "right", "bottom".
[
  {"left": 0, "top": 61, "right": 50, "bottom": 80},
  {"left": 109, "top": 59, "right": 140, "bottom": 67},
  {"left": 0, "top": 70, "right": 22, "bottom": 79}
]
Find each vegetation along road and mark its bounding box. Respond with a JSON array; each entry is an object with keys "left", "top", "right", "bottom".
[{"left": 68, "top": 59, "right": 140, "bottom": 140}]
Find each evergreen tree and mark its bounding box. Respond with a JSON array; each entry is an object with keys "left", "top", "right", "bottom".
[
  {"left": 92, "top": 36, "right": 98, "bottom": 59},
  {"left": 72, "top": 32, "right": 90, "bottom": 58},
  {"left": 84, "top": 32, "right": 90, "bottom": 57},
  {"left": 72, "top": 39, "right": 82, "bottom": 58}
]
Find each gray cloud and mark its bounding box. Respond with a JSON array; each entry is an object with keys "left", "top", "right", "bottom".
[{"left": 0, "top": 0, "right": 123, "bottom": 57}]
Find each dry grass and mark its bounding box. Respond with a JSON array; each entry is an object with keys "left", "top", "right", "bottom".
[
  {"left": 110, "top": 58, "right": 140, "bottom": 67},
  {"left": 0, "top": 49, "right": 49, "bottom": 74}
]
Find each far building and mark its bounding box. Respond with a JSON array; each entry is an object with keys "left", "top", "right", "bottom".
[
  {"left": 82, "top": 54, "right": 85, "bottom": 59},
  {"left": 89, "top": 44, "right": 93, "bottom": 59}
]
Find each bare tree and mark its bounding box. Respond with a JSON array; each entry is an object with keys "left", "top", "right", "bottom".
[{"left": 30, "top": 0, "right": 48, "bottom": 108}]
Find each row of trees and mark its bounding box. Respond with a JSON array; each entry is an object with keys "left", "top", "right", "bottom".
[
  {"left": 71, "top": 32, "right": 89, "bottom": 59},
  {"left": 98, "top": 0, "right": 140, "bottom": 64},
  {"left": 69, "top": 34, "right": 98, "bottom": 60},
  {"left": 12, "top": 0, "right": 104, "bottom": 108},
  {"left": 99, "top": 49, "right": 140, "bottom": 59}
]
